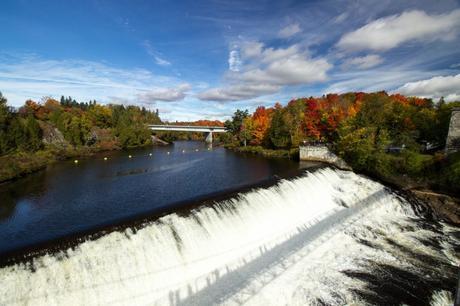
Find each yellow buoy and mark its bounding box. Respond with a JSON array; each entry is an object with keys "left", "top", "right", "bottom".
[
  {"left": 74, "top": 159, "right": 78, "bottom": 164},
  {"left": 104, "top": 157, "right": 108, "bottom": 161}
]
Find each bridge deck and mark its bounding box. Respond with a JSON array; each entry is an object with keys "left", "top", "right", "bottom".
[{"left": 148, "top": 125, "right": 227, "bottom": 133}]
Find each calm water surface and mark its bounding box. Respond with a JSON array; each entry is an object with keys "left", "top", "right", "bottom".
[{"left": 0, "top": 141, "right": 302, "bottom": 254}]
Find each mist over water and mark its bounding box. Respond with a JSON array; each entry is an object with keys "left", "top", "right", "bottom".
[{"left": 1, "top": 168, "right": 457, "bottom": 305}]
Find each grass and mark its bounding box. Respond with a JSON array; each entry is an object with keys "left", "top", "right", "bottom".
[{"left": 227, "top": 145, "right": 299, "bottom": 159}]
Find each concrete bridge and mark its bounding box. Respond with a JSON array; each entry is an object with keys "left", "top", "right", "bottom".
[{"left": 148, "top": 125, "right": 227, "bottom": 143}]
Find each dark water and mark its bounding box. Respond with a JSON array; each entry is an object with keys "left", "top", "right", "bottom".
[{"left": 0, "top": 141, "right": 302, "bottom": 255}]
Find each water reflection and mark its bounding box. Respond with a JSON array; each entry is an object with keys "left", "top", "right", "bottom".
[{"left": 0, "top": 141, "right": 300, "bottom": 254}]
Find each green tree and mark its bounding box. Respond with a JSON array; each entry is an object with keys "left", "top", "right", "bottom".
[
  {"left": 268, "top": 108, "right": 291, "bottom": 148},
  {"left": 23, "top": 115, "right": 42, "bottom": 151},
  {"left": 0, "top": 92, "right": 10, "bottom": 154},
  {"left": 225, "top": 109, "right": 249, "bottom": 136}
]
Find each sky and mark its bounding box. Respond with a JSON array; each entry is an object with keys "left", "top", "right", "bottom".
[{"left": 1, "top": 0, "right": 460, "bottom": 121}]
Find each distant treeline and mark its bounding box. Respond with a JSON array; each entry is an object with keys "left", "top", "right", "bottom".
[
  {"left": 224, "top": 92, "right": 460, "bottom": 194},
  {"left": 154, "top": 120, "right": 228, "bottom": 143}
]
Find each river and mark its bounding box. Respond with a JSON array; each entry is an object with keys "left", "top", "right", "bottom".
[{"left": 0, "top": 141, "right": 305, "bottom": 256}]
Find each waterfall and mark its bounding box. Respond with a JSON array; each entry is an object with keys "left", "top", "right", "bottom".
[{"left": 0, "top": 168, "right": 458, "bottom": 305}]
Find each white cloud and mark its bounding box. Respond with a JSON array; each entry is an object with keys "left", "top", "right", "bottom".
[
  {"left": 337, "top": 9, "right": 460, "bottom": 52},
  {"left": 278, "top": 23, "right": 301, "bottom": 38},
  {"left": 198, "top": 43, "right": 331, "bottom": 102},
  {"left": 142, "top": 40, "right": 171, "bottom": 66},
  {"left": 240, "top": 55, "right": 330, "bottom": 85},
  {"left": 137, "top": 83, "right": 191, "bottom": 104},
  {"left": 241, "top": 41, "right": 264, "bottom": 59},
  {"left": 240, "top": 44, "right": 331, "bottom": 85},
  {"left": 228, "top": 49, "right": 242, "bottom": 72},
  {"left": 342, "top": 54, "right": 383, "bottom": 69},
  {"left": 197, "top": 84, "right": 280, "bottom": 102},
  {"left": 396, "top": 74, "right": 460, "bottom": 102},
  {"left": 259, "top": 45, "right": 300, "bottom": 64}
]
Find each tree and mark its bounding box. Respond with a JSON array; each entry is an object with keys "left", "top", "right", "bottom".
[
  {"left": 225, "top": 109, "right": 249, "bottom": 136},
  {"left": 23, "top": 115, "right": 42, "bottom": 151},
  {"left": 251, "top": 106, "right": 271, "bottom": 145},
  {"left": 240, "top": 117, "right": 254, "bottom": 146},
  {"left": 0, "top": 92, "right": 12, "bottom": 154},
  {"left": 89, "top": 104, "right": 112, "bottom": 128},
  {"left": 268, "top": 108, "right": 291, "bottom": 148}
]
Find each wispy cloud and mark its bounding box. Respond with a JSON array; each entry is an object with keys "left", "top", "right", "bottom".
[
  {"left": 228, "top": 48, "right": 242, "bottom": 72},
  {"left": 142, "top": 40, "right": 172, "bottom": 66},
  {"left": 342, "top": 54, "right": 383, "bottom": 69},
  {"left": 278, "top": 23, "right": 301, "bottom": 38}
]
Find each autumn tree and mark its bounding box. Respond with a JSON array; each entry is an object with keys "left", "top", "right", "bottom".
[{"left": 250, "top": 106, "right": 271, "bottom": 145}]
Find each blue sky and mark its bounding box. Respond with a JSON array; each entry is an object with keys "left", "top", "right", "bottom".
[{"left": 1, "top": 0, "right": 460, "bottom": 121}]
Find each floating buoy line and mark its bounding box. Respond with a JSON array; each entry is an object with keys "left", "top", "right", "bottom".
[{"left": 73, "top": 147, "right": 211, "bottom": 164}]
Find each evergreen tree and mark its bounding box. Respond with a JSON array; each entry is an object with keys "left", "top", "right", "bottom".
[
  {"left": 0, "top": 92, "right": 11, "bottom": 154},
  {"left": 24, "top": 115, "right": 42, "bottom": 151},
  {"left": 9, "top": 118, "right": 26, "bottom": 151},
  {"left": 224, "top": 109, "right": 249, "bottom": 137}
]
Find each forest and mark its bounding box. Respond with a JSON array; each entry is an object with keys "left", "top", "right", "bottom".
[
  {"left": 0, "top": 92, "right": 161, "bottom": 182},
  {"left": 224, "top": 92, "right": 460, "bottom": 194}
]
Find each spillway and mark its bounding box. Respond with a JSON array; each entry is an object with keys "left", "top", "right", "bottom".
[{"left": 0, "top": 168, "right": 458, "bottom": 305}]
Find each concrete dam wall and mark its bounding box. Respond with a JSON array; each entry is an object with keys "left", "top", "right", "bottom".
[{"left": 299, "top": 144, "right": 350, "bottom": 170}]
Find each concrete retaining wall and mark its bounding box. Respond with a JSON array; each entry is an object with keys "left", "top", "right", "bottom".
[
  {"left": 299, "top": 145, "right": 350, "bottom": 170},
  {"left": 446, "top": 108, "right": 460, "bottom": 154}
]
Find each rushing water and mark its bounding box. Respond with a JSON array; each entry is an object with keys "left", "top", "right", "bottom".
[
  {"left": 0, "top": 141, "right": 302, "bottom": 255},
  {"left": 0, "top": 167, "right": 458, "bottom": 305}
]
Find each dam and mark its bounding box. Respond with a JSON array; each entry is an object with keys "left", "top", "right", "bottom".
[{"left": 0, "top": 166, "right": 458, "bottom": 305}]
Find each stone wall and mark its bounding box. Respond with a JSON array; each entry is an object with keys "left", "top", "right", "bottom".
[
  {"left": 446, "top": 108, "right": 460, "bottom": 154},
  {"left": 299, "top": 145, "right": 350, "bottom": 170}
]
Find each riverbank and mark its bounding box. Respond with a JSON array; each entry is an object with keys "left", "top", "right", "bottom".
[
  {"left": 0, "top": 142, "right": 167, "bottom": 184},
  {"left": 225, "top": 144, "right": 299, "bottom": 159},
  {"left": 0, "top": 146, "right": 93, "bottom": 183}
]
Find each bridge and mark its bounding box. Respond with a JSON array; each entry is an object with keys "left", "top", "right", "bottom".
[{"left": 148, "top": 125, "right": 227, "bottom": 143}]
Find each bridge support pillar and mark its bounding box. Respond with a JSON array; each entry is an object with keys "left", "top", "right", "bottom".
[{"left": 205, "top": 131, "right": 213, "bottom": 143}]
